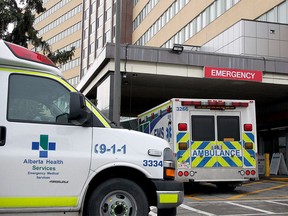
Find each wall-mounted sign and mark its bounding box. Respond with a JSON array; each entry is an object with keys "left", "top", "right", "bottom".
[{"left": 204, "top": 66, "right": 262, "bottom": 82}]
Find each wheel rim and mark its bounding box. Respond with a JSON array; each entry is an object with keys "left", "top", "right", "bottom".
[{"left": 99, "top": 190, "right": 137, "bottom": 216}]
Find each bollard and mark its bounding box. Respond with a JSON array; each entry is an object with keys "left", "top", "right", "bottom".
[{"left": 264, "top": 153, "right": 270, "bottom": 177}]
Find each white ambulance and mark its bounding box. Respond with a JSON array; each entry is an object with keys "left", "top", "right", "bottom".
[
  {"left": 138, "top": 98, "right": 258, "bottom": 191},
  {"left": 0, "top": 40, "right": 183, "bottom": 216}
]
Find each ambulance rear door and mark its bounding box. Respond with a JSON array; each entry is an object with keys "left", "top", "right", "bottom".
[{"left": 191, "top": 110, "right": 243, "bottom": 169}]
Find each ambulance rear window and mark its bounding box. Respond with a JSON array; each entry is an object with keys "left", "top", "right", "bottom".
[
  {"left": 191, "top": 115, "right": 215, "bottom": 141},
  {"left": 217, "top": 116, "right": 240, "bottom": 141}
]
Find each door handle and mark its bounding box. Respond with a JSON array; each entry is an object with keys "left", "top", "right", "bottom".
[{"left": 0, "top": 126, "right": 6, "bottom": 146}]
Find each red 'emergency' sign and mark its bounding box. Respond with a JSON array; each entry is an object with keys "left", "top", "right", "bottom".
[{"left": 204, "top": 66, "right": 262, "bottom": 82}]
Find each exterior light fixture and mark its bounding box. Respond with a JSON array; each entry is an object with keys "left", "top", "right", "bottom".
[
  {"left": 270, "top": 29, "right": 275, "bottom": 34},
  {"left": 171, "top": 44, "right": 184, "bottom": 54}
]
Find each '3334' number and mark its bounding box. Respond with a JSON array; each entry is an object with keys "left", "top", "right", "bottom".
[{"left": 143, "top": 160, "right": 163, "bottom": 167}]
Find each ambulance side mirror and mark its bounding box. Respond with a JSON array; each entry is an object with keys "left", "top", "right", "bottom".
[{"left": 69, "top": 92, "right": 91, "bottom": 126}]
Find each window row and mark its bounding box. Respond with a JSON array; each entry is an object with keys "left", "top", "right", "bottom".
[
  {"left": 59, "top": 40, "right": 81, "bottom": 53},
  {"left": 46, "top": 22, "right": 82, "bottom": 46},
  {"left": 135, "top": 0, "right": 190, "bottom": 46},
  {"left": 34, "top": 0, "right": 72, "bottom": 24},
  {"left": 162, "top": 0, "right": 240, "bottom": 48},
  {"left": 132, "top": 0, "right": 160, "bottom": 31},
  {"left": 257, "top": 0, "right": 288, "bottom": 24},
  {"left": 83, "top": 30, "right": 110, "bottom": 58},
  {"left": 67, "top": 76, "right": 80, "bottom": 86},
  {"left": 133, "top": 0, "right": 140, "bottom": 7},
  {"left": 38, "top": 4, "right": 82, "bottom": 37},
  {"left": 61, "top": 58, "right": 80, "bottom": 72}
]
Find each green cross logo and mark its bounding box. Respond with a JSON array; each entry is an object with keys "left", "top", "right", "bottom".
[{"left": 32, "top": 135, "right": 56, "bottom": 158}]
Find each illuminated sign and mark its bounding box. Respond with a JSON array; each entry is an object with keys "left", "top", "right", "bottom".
[{"left": 204, "top": 67, "right": 262, "bottom": 82}]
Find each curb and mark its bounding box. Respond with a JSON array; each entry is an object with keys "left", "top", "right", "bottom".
[
  {"left": 260, "top": 176, "right": 288, "bottom": 182},
  {"left": 269, "top": 177, "right": 288, "bottom": 182}
]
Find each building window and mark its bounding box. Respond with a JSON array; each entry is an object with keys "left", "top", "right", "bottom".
[
  {"left": 84, "top": 28, "right": 88, "bottom": 39},
  {"left": 257, "top": 1, "right": 288, "bottom": 23},
  {"left": 105, "top": 7, "right": 112, "bottom": 22},
  {"left": 89, "top": 42, "right": 95, "bottom": 54},
  {"left": 96, "top": 36, "right": 103, "bottom": 49},
  {"left": 90, "top": 22, "right": 95, "bottom": 33},
  {"left": 97, "top": 15, "right": 103, "bottom": 28},
  {"left": 91, "top": 1, "right": 96, "bottom": 13},
  {"left": 104, "top": 30, "right": 111, "bottom": 44}
]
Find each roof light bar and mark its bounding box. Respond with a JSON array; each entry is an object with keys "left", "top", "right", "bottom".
[
  {"left": 181, "top": 101, "right": 201, "bottom": 106},
  {"left": 4, "top": 41, "right": 56, "bottom": 67},
  {"left": 182, "top": 100, "right": 249, "bottom": 109}
]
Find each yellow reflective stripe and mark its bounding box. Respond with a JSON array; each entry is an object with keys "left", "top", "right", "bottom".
[
  {"left": 191, "top": 141, "right": 203, "bottom": 150},
  {"left": 0, "top": 197, "right": 78, "bottom": 208},
  {"left": 220, "top": 141, "right": 243, "bottom": 167},
  {"left": 90, "top": 104, "right": 111, "bottom": 128},
  {"left": 243, "top": 133, "right": 256, "bottom": 166},
  {"left": 217, "top": 156, "right": 230, "bottom": 167},
  {"left": 176, "top": 132, "right": 190, "bottom": 163},
  {"left": 204, "top": 157, "right": 217, "bottom": 167},
  {"left": 0, "top": 68, "right": 75, "bottom": 92},
  {"left": 192, "top": 156, "right": 203, "bottom": 167},
  {"left": 138, "top": 101, "right": 172, "bottom": 119},
  {"left": 243, "top": 133, "right": 256, "bottom": 151},
  {"left": 243, "top": 149, "right": 256, "bottom": 166},
  {"left": 159, "top": 194, "right": 178, "bottom": 204},
  {"left": 178, "top": 146, "right": 190, "bottom": 164}
]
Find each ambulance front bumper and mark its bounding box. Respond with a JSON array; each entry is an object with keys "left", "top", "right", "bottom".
[{"left": 152, "top": 180, "right": 184, "bottom": 209}]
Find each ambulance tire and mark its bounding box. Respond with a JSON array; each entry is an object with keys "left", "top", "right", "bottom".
[
  {"left": 158, "top": 207, "right": 177, "bottom": 216},
  {"left": 85, "top": 178, "right": 149, "bottom": 216}
]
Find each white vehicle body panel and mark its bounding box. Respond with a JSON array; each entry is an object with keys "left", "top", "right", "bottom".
[{"left": 138, "top": 98, "right": 258, "bottom": 183}]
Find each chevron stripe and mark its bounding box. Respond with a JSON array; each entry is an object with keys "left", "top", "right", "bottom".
[
  {"left": 242, "top": 132, "right": 256, "bottom": 167},
  {"left": 243, "top": 149, "right": 256, "bottom": 167},
  {"left": 243, "top": 133, "right": 255, "bottom": 143},
  {"left": 176, "top": 132, "right": 190, "bottom": 165},
  {"left": 219, "top": 141, "right": 243, "bottom": 167}
]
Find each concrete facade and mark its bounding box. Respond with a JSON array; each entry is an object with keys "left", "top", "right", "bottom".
[{"left": 202, "top": 20, "right": 288, "bottom": 59}]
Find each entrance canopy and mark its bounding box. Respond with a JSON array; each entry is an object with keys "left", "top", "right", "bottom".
[{"left": 77, "top": 43, "right": 288, "bottom": 130}]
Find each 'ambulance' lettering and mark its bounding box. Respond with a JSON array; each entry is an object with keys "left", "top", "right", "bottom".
[{"left": 192, "top": 149, "right": 241, "bottom": 157}]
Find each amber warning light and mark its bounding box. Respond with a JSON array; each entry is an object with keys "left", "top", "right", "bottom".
[{"left": 4, "top": 41, "right": 56, "bottom": 67}]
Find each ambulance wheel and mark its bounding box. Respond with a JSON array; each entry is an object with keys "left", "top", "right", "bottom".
[
  {"left": 86, "top": 178, "right": 149, "bottom": 216},
  {"left": 158, "top": 207, "right": 177, "bottom": 216}
]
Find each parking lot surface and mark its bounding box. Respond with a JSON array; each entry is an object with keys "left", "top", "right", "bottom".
[{"left": 150, "top": 178, "right": 288, "bottom": 215}]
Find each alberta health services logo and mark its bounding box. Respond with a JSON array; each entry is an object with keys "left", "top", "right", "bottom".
[
  {"left": 24, "top": 134, "right": 64, "bottom": 181},
  {"left": 32, "top": 134, "right": 56, "bottom": 158}
]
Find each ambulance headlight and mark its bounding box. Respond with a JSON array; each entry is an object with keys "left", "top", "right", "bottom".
[
  {"left": 148, "top": 149, "right": 162, "bottom": 157},
  {"left": 163, "top": 148, "right": 175, "bottom": 180}
]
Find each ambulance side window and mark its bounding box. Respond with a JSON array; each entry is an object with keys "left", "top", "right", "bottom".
[
  {"left": 7, "top": 74, "right": 70, "bottom": 124},
  {"left": 191, "top": 115, "right": 215, "bottom": 141},
  {"left": 217, "top": 116, "right": 240, "bottom": 141}
]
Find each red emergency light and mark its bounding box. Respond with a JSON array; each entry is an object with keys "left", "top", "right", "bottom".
[
  {"left": 178, "top": 123, "right": 187, "bottom": 131},
  {"left": 4, "top": 41, "right": 56, "bottom": 67},
  {"left": 181, "top": 100, "right": 249, "bottom": 110},
  {"left": 232, "top": 102, "right": 249, "bottom": 107},
  {"left": 181, "top": 101, "right": 201, "bottom": 106},
  {"left": 244, "top": 124, "right": 253, "bottom": 131}
]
